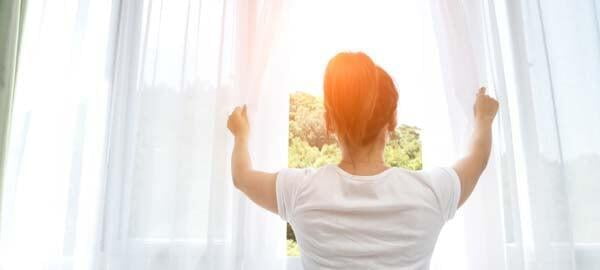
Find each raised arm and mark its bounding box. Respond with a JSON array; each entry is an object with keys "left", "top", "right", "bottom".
[
  {"left": 227, "top": 105, "right": 278, "bottom": 214},
  {"left": 453, "top": 87, "right": 499, "bottom": 207}
]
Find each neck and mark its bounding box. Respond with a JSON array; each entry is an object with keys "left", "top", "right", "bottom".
[
  {"left": 338, "top": 141, "right": 388, "bottom": 175},
  {"left": 340, "top": 145, "right": 384, "bottom": 163}
]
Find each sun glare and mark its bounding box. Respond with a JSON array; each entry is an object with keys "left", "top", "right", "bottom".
[{"left": 286, "top": 0, "right": 444, "bottom": 129}]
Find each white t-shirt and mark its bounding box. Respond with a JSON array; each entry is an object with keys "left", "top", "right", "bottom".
[{"left": 276, "top": 164, "right": 461, "bottom": 270}]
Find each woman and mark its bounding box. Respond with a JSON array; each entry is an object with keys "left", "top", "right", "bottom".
[{"left": 227, "top": 52, "right": 498, "bottom": 269}]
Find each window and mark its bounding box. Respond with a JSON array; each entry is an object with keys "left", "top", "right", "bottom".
[
  {"left": 102, "top": 0, "right": 229, "bottom": 256},
  {"left": 283, "top": 0, "right": 450, "bottom": 258}
]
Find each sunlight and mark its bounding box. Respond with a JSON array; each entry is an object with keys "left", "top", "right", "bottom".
[
  {"left": 286, "top": 0, "right": 439, "bottom": 128},
  {"left": 285, "top": 0, "right": 455, "bottom": 166}
]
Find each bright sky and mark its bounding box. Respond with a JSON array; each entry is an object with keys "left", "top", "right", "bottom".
[{"left": 285, "top": 0, "right": 445, "bottom": 128}]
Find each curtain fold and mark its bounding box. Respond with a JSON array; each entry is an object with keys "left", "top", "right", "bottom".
[
  {"left": 1, "top": 0, "right": 291, "bottom": 269},
  {"left": 492, "top": 0, "right": 600, "bottom": 269},
  {"left": 102, "top": 0, "right": 291, "bottom": 269},
  {"left": 0, "top": 0, "right": 27, "bottom": 220},
  {"left": 428, "top": 0, "right": 506, "bottom": 269},
  {"left": 431, "top": 0, "right": 600, "bottom": 269},
  {"left": 229, "top": 0, "right": 291, "bottom": 269},
  {"left": 0, "top": 0, "right": 117, "bottom": 268}
]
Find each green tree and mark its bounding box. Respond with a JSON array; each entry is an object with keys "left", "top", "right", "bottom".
[
  {"left": 384, "top": 125, "right": 422, "bottom": 170},
  {"left": 289, "top": 92, "right": 336, "bottom": 148},
  {"left": 289, "top": 91, "right": 422, "bottom": 170}
]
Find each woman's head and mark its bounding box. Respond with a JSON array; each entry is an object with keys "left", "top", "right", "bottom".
[{"left": 323, "top": 52, "right": 398, "bottom": 148}]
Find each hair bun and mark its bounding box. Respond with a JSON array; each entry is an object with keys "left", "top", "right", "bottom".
[{"left": 323, "top": 52, "right": 398, "bottom": 147}]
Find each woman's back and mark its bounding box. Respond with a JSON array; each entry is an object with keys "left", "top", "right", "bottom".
[{"left": 277, "top": 165, "right": 461, "bottom": 269}]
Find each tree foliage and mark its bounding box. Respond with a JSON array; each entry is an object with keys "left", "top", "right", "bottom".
[
  {"left": 288, "top": 91, "right": 422, "bottom": 170},
  {"left": 289, "top": 92, "right": 335, "bottom": 149}
]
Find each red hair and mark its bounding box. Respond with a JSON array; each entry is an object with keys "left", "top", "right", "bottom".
[{"left": 323, "top": 52, "right": 398, "bottom": 147}]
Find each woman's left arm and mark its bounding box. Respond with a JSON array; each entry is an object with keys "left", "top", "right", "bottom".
[{"left": 227, "top": 106, "right": 278, "bottom": 214}]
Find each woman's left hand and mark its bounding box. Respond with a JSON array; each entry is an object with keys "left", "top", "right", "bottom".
[{"left": 227, "top": 105, "right": 250, "bottom": 140}]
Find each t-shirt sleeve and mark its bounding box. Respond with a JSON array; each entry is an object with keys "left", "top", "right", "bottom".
[
  {"left": 276, "top": 168, "right": 311, "bottom": 222},
  {"left": 425, "top": 167, "right": 462, "bottom": 221}
]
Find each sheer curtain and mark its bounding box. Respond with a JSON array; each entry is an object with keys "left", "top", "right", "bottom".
[
  {"left": 0, "top": 0, "right": 291, "bottom": 269},
  {"left": 493, "top": 0, "right": 600, "bottom": 269},
  {"left": 0, "top": 0, "right": 27, "bottom": 204},
  {"left": 103, "top": 0, "right": 290, "bottom": 269},
  {"left": 0, "top": 0, "right": 116, "bottom": 268},
  {"left": 430, "top": 0, "right": 600, "bottom": 269},
  {"left": 426, "top": 0, "right": 506, "bottom": 269}
]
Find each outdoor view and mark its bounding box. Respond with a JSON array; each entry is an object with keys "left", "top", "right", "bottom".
[{"left": 286, "top": 91, "right": 423, "bottom": 256}]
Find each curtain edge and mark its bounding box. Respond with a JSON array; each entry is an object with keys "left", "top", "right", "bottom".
[{"left": 0, "top": 0, "right": 27, "bottom": 232}]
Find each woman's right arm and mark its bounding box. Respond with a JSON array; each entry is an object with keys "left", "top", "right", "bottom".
[{"left": 453, "top": 87, "right": 499, "bottom": 207}]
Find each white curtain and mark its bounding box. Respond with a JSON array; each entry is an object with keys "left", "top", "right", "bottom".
[
  {"left": 0, "top": 0, "right": 291, "bottom": 269},
  {"left": 103, "top": 0, "right": 290, "bottom": 269},
  {"left": 426, "top": 1, "right": 506, "bottom": 269},
  {"left": 430, "top": 0, "right": 600, "bottom": 269},
  {"left": 493, "top": 0, "right": 600, "bottom": 269},
  {"left": 0, "top": 0, "right": 116, "bottom": 268}
]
